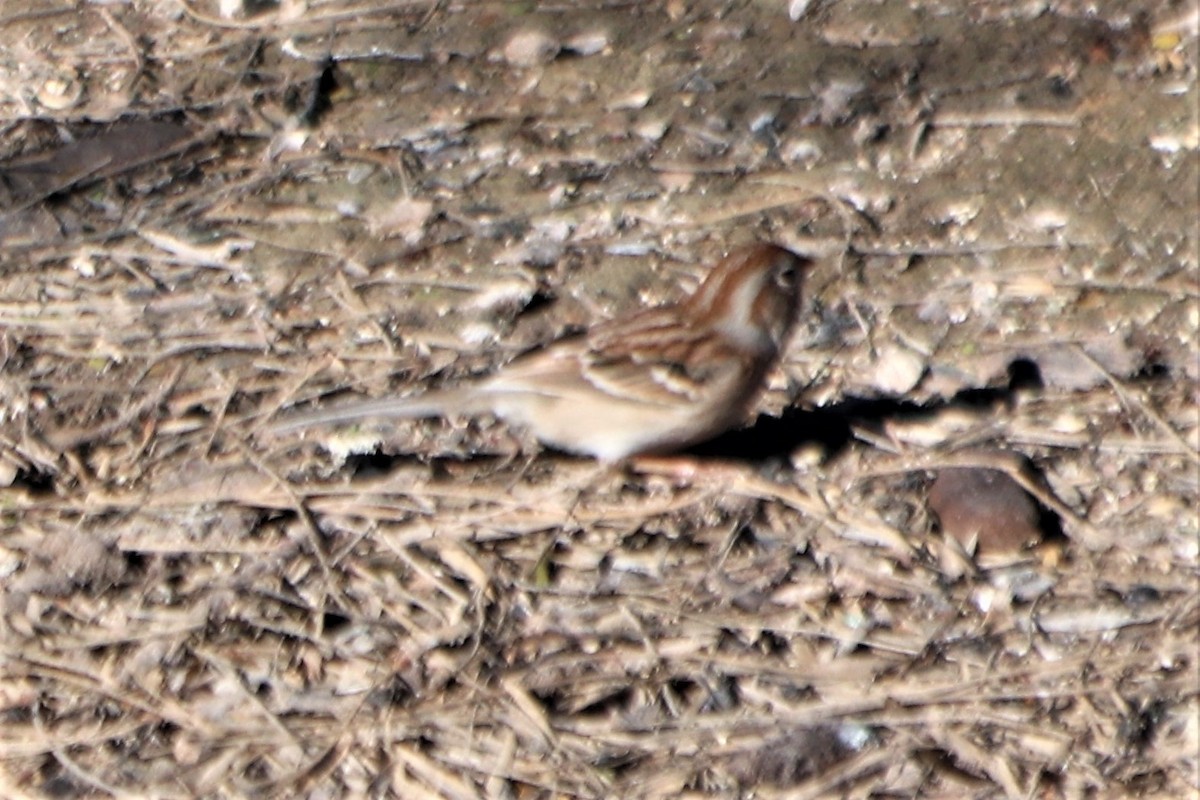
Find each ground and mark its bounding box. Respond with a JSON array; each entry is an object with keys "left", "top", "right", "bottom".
[{"left": 0, "top": 0, "right": 1197, "bottom": 798}]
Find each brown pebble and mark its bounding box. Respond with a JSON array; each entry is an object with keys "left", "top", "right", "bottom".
[{"left": 928, "top": 467, "right": 1044, "bottom": 555}]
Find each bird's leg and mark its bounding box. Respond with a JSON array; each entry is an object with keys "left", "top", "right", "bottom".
[{"left": 626, "top": 453, "right": 746, "bottom": 483}]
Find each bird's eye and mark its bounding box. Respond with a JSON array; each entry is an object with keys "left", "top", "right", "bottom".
[{"left": 774, "top": 260, "right": 798, "bottom": 289}]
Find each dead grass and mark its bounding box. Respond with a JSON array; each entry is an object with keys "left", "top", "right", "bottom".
[{"left": 1, "top": 1, "right": 1197, "bottom": 798}]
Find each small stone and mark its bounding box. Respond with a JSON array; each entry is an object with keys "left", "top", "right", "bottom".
[
  {"left": 928, "top": 467, "right": 1044, "bottom": 555},
  {"left": 502, "top": 29, "right": 560, "bottom": 67},
  {"left": 780, "top": 137, "right": 822, "bottom": 164},
  {"left": 1018, "top": 201, "right": 1071, "bottom": 233},
  {"left": 564, "top": 29, "right": 610, "bottom": 56},
  {"left": 871, "top": 343, "right": 926, "bottom": 395},
  {"left": 632, "top": 116, "right": 670, "bottom": 141},
  {"left": 36, "top": 72, "right": 83, "bottom": 111},
  {"left": 609, "top": 89, "right": 652, "bottom": 111}
]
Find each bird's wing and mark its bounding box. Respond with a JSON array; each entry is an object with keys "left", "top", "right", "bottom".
[{"left": 489, "top": 309, "right": 737, "bottom": 407}]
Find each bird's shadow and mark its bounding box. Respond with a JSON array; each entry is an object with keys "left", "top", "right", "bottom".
[
  {"left": 689, "top": 389, "right": 1006, "bottom": 463},
  {"left": 690, "top": 357, "right": 1046, "bottom": 462}
]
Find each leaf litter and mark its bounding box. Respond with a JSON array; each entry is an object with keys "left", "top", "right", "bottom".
[{"left": 0, "top": 1, "right": 1196, "bottom": 798}]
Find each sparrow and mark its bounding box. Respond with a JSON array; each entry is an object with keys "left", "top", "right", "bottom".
[{"left": 269, "top": 243, "right": 808, "bottom": 461}]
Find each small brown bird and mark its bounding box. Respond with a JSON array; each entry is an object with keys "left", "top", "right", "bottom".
[{"left": 270, "top": 244, "right": 808, "bottom": 461}]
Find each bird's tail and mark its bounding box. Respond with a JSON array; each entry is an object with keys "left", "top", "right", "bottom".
[{"left": 266, "top": 388, "right": 469, "bottom": 435}]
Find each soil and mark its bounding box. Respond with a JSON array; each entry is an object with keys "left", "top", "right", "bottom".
[{"left": 0, "top": 1, "right": 1196, "bottom": 797}]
